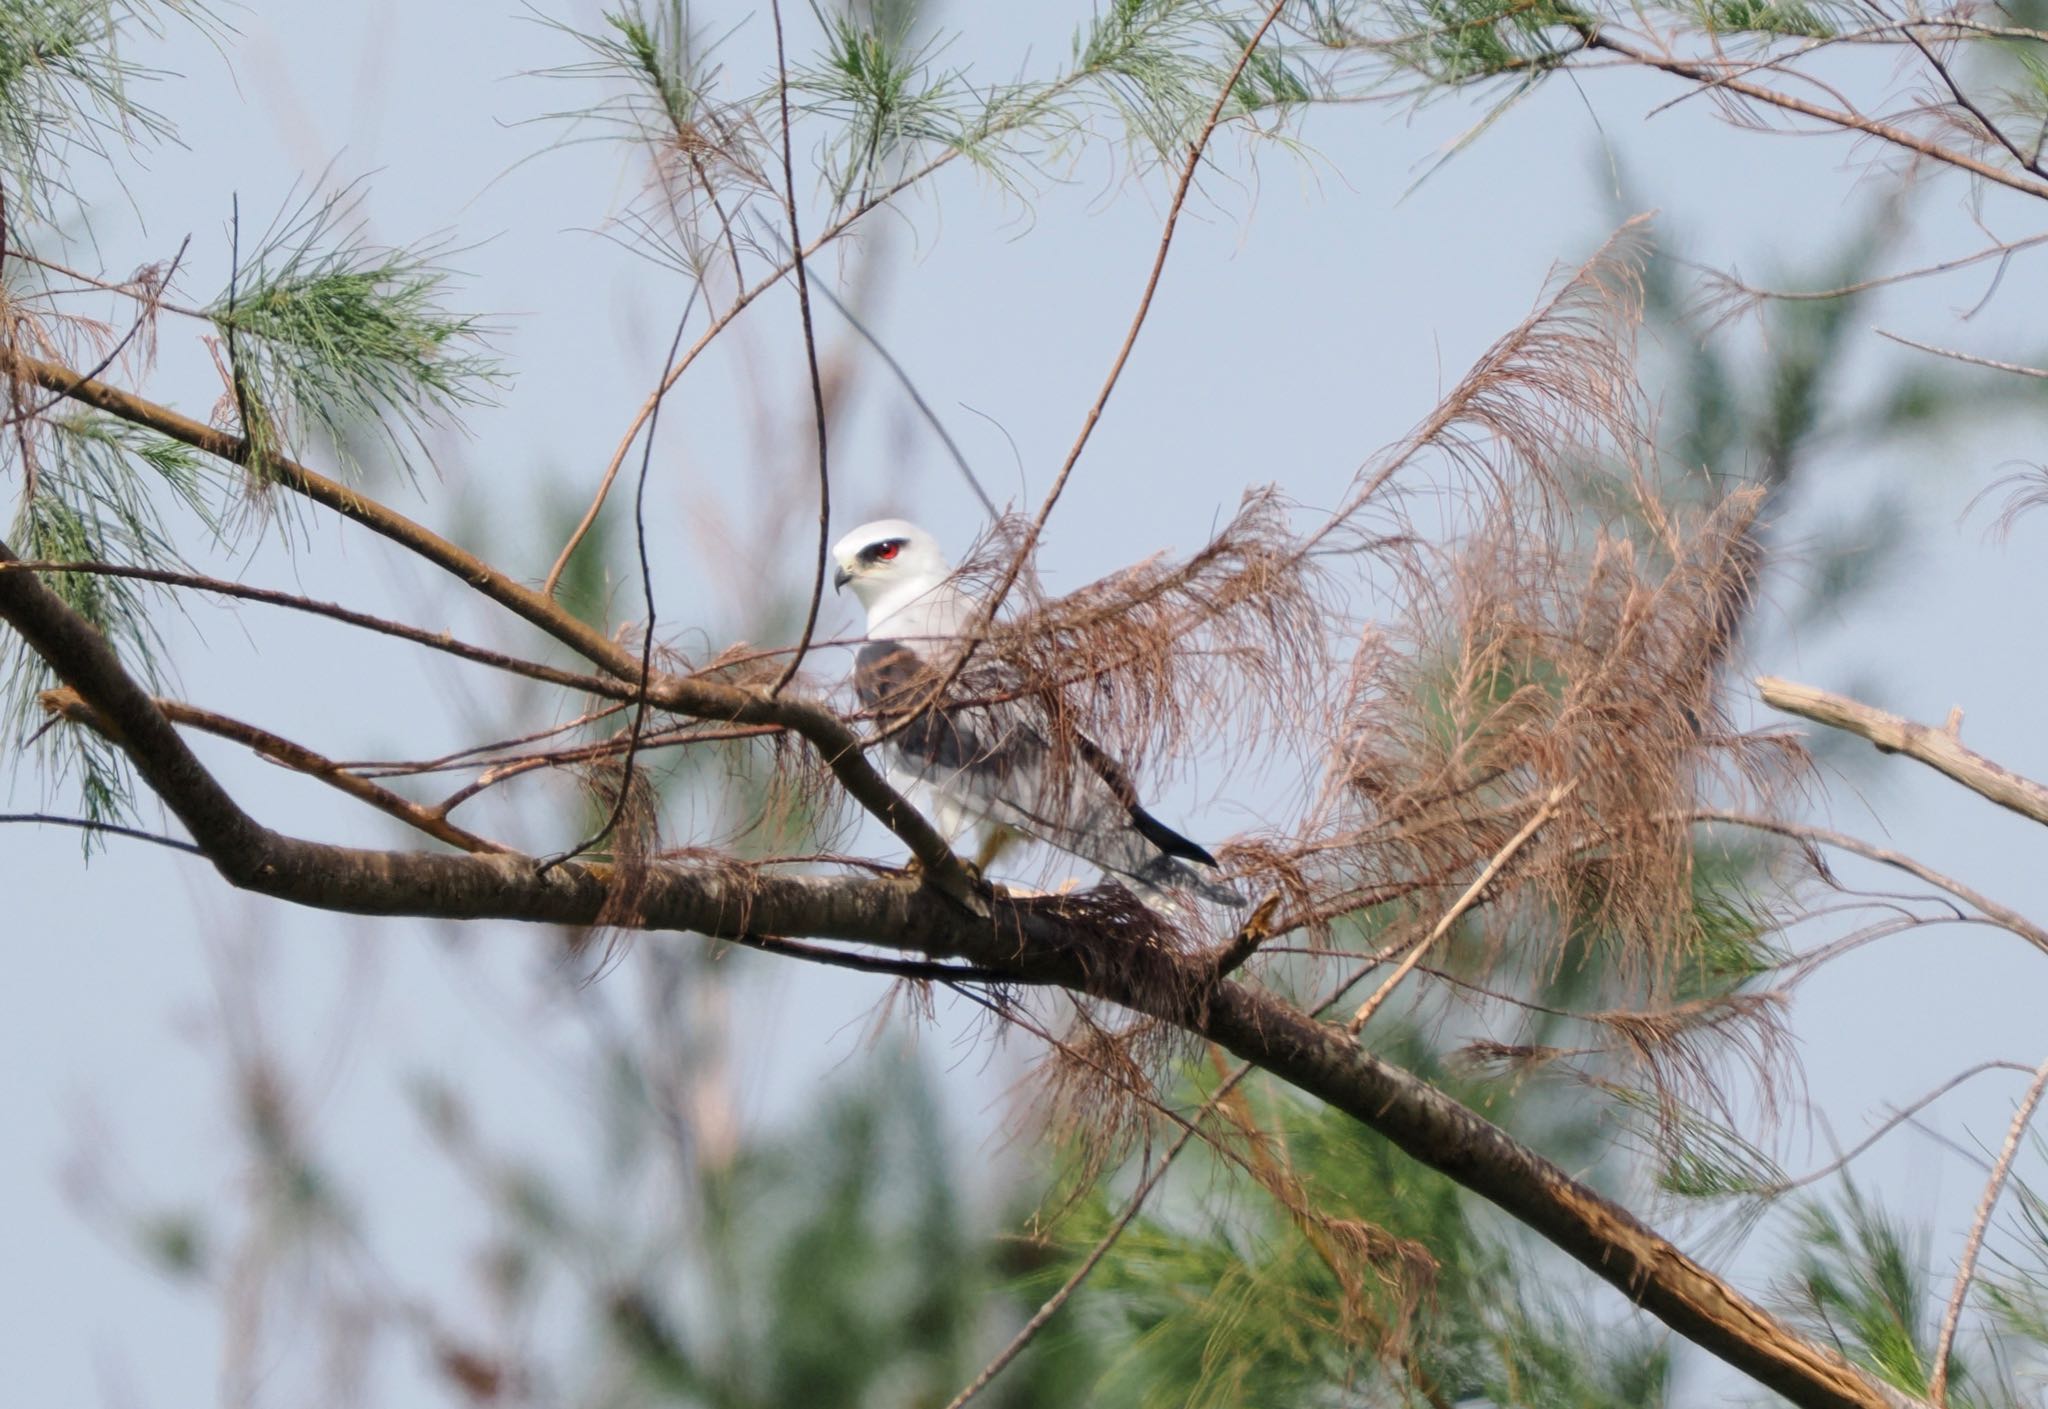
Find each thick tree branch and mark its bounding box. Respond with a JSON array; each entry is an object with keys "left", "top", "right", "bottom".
[
  {"left": 1759, "top": 676, "right": 2048, "bottom": 828},
  {"left": 0, "top": 547, "right": 1915, "bottom": 1409}
]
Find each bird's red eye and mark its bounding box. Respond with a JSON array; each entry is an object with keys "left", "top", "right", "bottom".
[{"left": 875, "top": 542, "right": 901, "bottom": 561}]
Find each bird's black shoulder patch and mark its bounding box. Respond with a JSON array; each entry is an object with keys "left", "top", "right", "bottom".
[{"left": 852, "top": 639, "right": 924, "bottom": 712}]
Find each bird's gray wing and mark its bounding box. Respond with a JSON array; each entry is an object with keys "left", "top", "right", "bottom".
[{"left": 854, "top": 640, "right": 1240, "bottom": 906}]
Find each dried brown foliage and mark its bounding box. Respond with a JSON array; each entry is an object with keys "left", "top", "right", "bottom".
[{"left": 825, "top": 225, "right": 1819, "bottom": 1286}]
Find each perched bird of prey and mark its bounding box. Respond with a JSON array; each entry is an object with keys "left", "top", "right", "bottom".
[{"left": 832, "top": 518, "right": 1242, "bottom": 910}]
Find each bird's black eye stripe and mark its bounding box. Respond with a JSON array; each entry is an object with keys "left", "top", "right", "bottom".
[{"left": 859, "top": 538, "right": 909, "bottom": 564}]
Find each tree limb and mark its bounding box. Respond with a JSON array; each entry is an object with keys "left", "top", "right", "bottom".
[
  {"left": 1758, "top": 676, "right": 2048, "bottom": 829},
  {"left": 0, "top": 543, "right": 1919, "bottom": 1409}
]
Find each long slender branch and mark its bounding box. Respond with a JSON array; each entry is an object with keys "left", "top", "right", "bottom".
[
  {"left": 1754, "top": 1060, "right": 2041, "bottom": 1199},
  {"left": 766, "top": 0, "right": 830, "bottom": 699},
  {"left": 1874, "top": 329, "right": 2048, "bottom": 379},
  {"left": 721, "top": 932, "right": 1038, "bottom": 986},
  {"left": 1758, "top": 676, "right": 2048, "bottom": 829},
  {"left": 41, "top": 687, "right": 509, "bottom": 855},
  {"left": 0, "top": 559, "right": 631, "bottom": 698},
  {"left": 1696, "top": 809, "right": 2048, "bottom": 957},
  {"left": 0, "top": 811, "right": 204, "bottom": 854},
  {"left": 1929, "top": 1054, "right": 2048, "bottom": 1405},
  {"left": 943, "top": 1077, "right": 1241, "bottom": 1409},
  {"left": 1895, "top": 26, "right": 2045, "bottom": 179},
  {"left": 1584, "top": 31, "right": 2048, "bottom": 202},
  {"left": 544, "top": 289, "right": 693, "bottom": 871}
]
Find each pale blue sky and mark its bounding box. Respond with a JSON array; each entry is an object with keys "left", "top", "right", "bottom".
[{"left": 7, "top": 3, "right": 2048, "bottom": 1404}]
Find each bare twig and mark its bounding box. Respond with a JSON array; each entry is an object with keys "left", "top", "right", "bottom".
[
  {"left": 1930, "top": 1054, "right": 2048, "bottom": 1404},
  {"left": 1697, "top": 809, "right": 2048, "bottom": 957},
  {"left": 1690, "top": 227, "right": 2048, "bottom": 309},
  {"left": 939, "top": 1086, "right": 1230, "bottom": 1409},
  {"left": 542, "top": 295, "right": 695, "bottom": 871},
  {"left": 1758, "top": 676, "right": 2048, "bottom": 828},
  {"left": 721, "top": 932, "right": 1041, "bottom": 986},
  {"left": 41, "top": 688, "right": 510, "bottom": 854},
  {"left": 749, "top": 212, "right": 999, "bottom": 519},
  {"left": 1896, "top": 26, "right": 2045, "bottom": 178},
  {"left": 944, "top": 950, "right": 1396, "bottom": 1409},
  {"left": 1874, "top": 328, "right": 2048, "bottom": 379},
  {"left": 0, "top": 810, "right": 204, "bottom": 854},
  {"left": 1584, "top": 31, "right": 2048, "bottom": 202},
  {"left": 6, "top": 235, "right": 190, "bottom": 426},
  {"left": 766, "top": 0, "right": 830, "bottom": 698},
  {"left": 1348, "top": 781, "right": 1576, "bottom": 1035},
  {"left": 0, "top": 559, "right": 631, "bottom": 699},
  {"left": 1754, "top": 1060, "right": 2041, "bottom": 1198}
]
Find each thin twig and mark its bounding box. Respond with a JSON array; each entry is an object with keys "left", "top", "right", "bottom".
[
  {"left": 0, "top": 811, "right": 203, "bottom": 854},
  {"left": 1695, "top": 809, "right": 2048, "bottom": 957},
  {"left": 943, "top": 953, "right": 1390, "bottom": 1409},
  {"left": 940, "top": 1099, "right": 1225, "bottom": 1409},
  {"left": 749, "top": 212, "right": 998, "bottom": 519},
  {"left": 1690, "top": 227, "right": 2048, "bottom": 307},
  {"left": 540, "top": 296, "right": 695, "bottom": 872},
  {"left": 1930, "top": 1053, "right": 2048, "bottom": 1404},
  {"left": 429, "top": 722, "right": 783, "bottom": 815},
  {"left": 40, "top": 688, "right": 510, "bottom": 854},
  {"left": 6, "top": 235, "right": 190, "bottom": 427},
  {"left": 8, "top": 249, "right": 212, "bottom": 320},
  {"left": 1584, "top": 31, "right": 2048, "bottom": 202},
  {"left": 721, "top": 932, "right": 1041, "bottom": 986},
  {"left": 767, "top": 0, "right": 830, "bottom": 699},
  {"left": 1897, "top": 25, "right": 2045, "bottom": 178},
  {"left": 884, "top": 0, "right": 1296, "bottom": 738},
  {"left": 1348, "top": 781, "right": 1576, "bottom": 1035},
  {"left": 1874, "top": 328, "right": 2048, "bottom": 379},
  {"left": 0, "top": 559, "right": 632, "bottom": 699},
  {"left": 1753, "top": 1060, "right": 2040, "bottom": 1198},
  {"left": 344, "top": 701, "right": 632, "bottom": 777}
]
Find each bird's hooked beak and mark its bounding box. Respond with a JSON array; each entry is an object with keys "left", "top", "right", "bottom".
[{"left": 832, "top": 564, "right": 853, "bottom": 594}]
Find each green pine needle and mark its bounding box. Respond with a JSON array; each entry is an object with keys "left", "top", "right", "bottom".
[
  {"left": 5, "top": 413, "right": 220, "bottom": 846},
  {"left": 797, "top": 7, "right": 960, "bottom": 207},
  {"left": 209, "top": 183, "right": 500, "bottom": 483},
  {"left": 0, "top": 0, "right": 217, "bottom": 225}
]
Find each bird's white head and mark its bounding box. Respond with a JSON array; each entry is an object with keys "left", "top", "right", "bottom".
[{"left": 831, "top": 518, "right": 956, "bottom": 637}]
